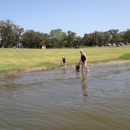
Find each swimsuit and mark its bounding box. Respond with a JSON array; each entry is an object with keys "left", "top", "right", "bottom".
[
  {"left": 62, "top": 58, "right": 66, "bottom": 63},
  {"left": 81, "top": 55, "right": 86, "bottom": 62}
]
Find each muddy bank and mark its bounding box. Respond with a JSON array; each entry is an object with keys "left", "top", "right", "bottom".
[{"left": 1, "top": 60, "right": 130, "bottom": 74}]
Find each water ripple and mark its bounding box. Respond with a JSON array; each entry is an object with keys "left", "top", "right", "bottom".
[{"left": 0, "top": 63, "right": 130, "bottom": 129}]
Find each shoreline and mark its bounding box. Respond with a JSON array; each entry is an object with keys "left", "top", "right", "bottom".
[
  {"left": 1, "top": 60, "right": 130, "bottom": 74},
  {"left": 88, "top": 60, "right": 130, "bottom": 66}
]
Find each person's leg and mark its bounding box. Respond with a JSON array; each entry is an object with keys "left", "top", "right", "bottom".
[
  {"left": 84, "top": 61, "right": 89, "bottom": 71},
  {"left": 82, "top": 62, "right": 84, "bottom": 70},
  {"left": 63, "top": 61, "right": 66, "bottom": 67},
  {"left": 64, "top": 62, "right": 66, "bottom": 67}
]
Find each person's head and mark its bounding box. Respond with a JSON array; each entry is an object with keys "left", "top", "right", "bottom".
[{"left": 80, "top": 50, "right": 84, "bottom": 54}]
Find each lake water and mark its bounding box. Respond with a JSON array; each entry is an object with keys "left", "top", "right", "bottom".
[{"left": 0, "top": 62, "right": 130, "bottom": 130}]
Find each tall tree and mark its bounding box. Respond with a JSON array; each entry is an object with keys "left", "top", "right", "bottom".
[
  {"left": 123, "top": 29, "right": 130, "bottom": 43},
  {"left": 0, "top": 20, "right": 13, "bottom": 48},
  {"left": 13, "top": 25, "right": 24, "bottom": 46},
  {"left": 103, "top": 31, "right": 111, "bottom": 44},
  {"left": 21, "top": 30, "right": 43, "bottom": 48},
  {"left": 73, "top": 36, "right": 82, "bottom": 48},
  {"left": 0, "top": 19, "right": 24, "bottom": 48},
  {"left": 65, "top": 30, "right": 76, "bottom": 48},
  {"left": 109, "top": 29, "right": 121, "bottom": 43},
  {"left": 50, "top": 29, "right": 66, "bottom": 48}
]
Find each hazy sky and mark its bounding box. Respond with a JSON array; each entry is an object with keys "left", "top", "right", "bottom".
[{"left": 1, "top": 0, "right": 130, "bottom": 36}]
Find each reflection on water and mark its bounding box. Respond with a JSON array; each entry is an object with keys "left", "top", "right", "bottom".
[
  {"left": 0, "top": 63, "right": 130, "bottom": 129},
  {"left": 81, "top": 71, "right": 89, "bottom": 97},
  {"left": 62, "top": 67, "right": 66, "bottom": 74}
]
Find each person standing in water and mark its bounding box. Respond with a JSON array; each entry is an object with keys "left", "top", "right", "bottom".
[
  {"left": 62, "top": 56, "right": 66, "bottom": 67},
  {"left": 79, "top": 50, "right": 89, "bottom": 71}
]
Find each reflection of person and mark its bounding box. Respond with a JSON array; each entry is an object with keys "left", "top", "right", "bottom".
[
  {"left": 62, "top": 67, "right": 66, "bottom": 74},
  {"left": 62, "top": 67, "right": 66, "bottom": 79},
  {"left": 81, "top": 71, "right": 89, "bottom": 97},
  {"left": 62, "top": 56, "right": 66, "bottom": 67},
  {"left": 79, "top": 50, "right": 89, "bottom": 71}
]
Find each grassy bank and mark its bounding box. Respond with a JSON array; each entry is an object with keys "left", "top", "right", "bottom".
[{"left": 0, "top": 45, "right": 130, "bottom": 73}]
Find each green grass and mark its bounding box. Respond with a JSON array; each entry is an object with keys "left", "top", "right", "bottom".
[
  {"left": 118, "top": 53, "right": 130, "bottom": 60},
  {"left": 0, "top": 45, "right": 130, "bottom": 73}
]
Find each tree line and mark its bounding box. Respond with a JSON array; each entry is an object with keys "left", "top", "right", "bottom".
[{"left": 0, "top": 19, "right": 130, "bottom": 48}]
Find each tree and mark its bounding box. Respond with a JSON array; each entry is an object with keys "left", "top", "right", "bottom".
[
  {"left": 103, "top": 31, "right": 111, "bottom": 44},
  {"left": 13, "top": 25, "right": 24, "bottom": 46},
  {"left": 83, "top": 33, "right": 97, "bottom": 46},
  {"left": 73, "top": 36, "right": 82, "bottom": 48},
  {"left": 123, "top": 29, "right": 130, "bottom": 43},
  {"left": 0, "top": 19, "right": 24, "bottom": 48},
  {"left": 21, "top": 30, "right": 43, "bottom": 48},
  {"left": 83, "top": 33, "right": 91, "bottom": 46},
  {"left": 65, "top": 30, "right": 76, "bottom": 48},
  {"left": 97, "top": 32, "right": 106, "bottom": 46},
  {"left": 39, "top": 33, "right": 51, "bottom": 48},
  {"left": 0, "top": 20, "right": 13, "bottom": 48},
  {"left": 109, "top": 29, "right": 121, "bottom": 43},
  {"left": 50, "top": 29, "right": 66, "bottom": 48}
]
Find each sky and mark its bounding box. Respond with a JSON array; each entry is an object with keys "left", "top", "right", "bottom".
[{"left": 0, "top": 0, "right": 130, "bottom": 37}]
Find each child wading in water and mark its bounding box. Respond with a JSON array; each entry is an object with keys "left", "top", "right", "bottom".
[
  {"left": 62, "top": 56, "right": 66, "bottom": 67},
  {"left": 79, "top": 50, "right": 89, "bottom": 71}
]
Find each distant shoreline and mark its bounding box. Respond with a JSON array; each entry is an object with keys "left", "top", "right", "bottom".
[{"left": 2, "top": 60, "right": 130, "bottom": 75}]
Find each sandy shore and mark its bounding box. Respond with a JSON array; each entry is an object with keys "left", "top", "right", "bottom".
[{"left": 2, "top": 60, "right": 130, "bottom": 74}]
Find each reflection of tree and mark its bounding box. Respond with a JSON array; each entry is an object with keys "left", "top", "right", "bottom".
[{"left": 81, "top": 71, "right": 89, "bottom": 97}]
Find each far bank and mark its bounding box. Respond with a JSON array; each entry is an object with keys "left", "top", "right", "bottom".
[{"left": 0, "top": 46, "right": 130, "bottom": 73}]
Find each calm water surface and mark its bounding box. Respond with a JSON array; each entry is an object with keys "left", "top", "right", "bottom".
[{"left": 0, "top": 63, "right": 130, "bottom": 130}]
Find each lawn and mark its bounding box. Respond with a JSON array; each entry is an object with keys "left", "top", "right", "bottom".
[{"left": 0, "top": 45, "right": 130, "bottom": 73}]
